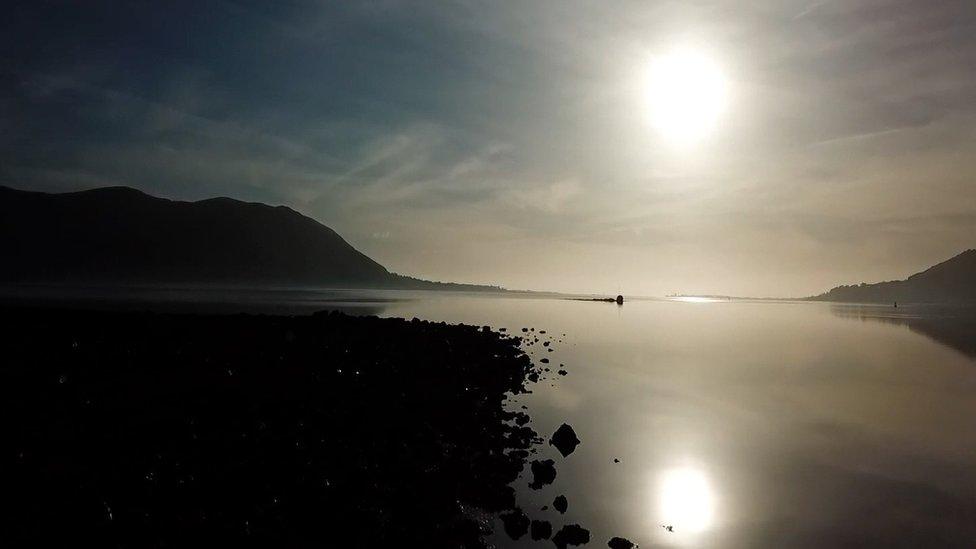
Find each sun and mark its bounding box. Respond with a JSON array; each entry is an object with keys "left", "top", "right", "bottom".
[{"left": 645, "top": 48, "right": 728, "bottom": 144}]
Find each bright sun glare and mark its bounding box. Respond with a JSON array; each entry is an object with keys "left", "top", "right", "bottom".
[
  {"left": 646, "top": 49, "right": 728, "bottom": 144},
  {"left": 658, "top": 467, "right": 715, "bottom": 534}
]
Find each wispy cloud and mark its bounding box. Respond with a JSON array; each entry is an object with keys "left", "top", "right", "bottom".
[{"left": 3, "top": 0, "right": 975, "bottom": 295}]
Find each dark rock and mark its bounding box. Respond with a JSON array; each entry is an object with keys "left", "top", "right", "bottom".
[
  {"left": 553, "top": 524, "right": 590, "bottom": 548},
  {"left": 549, "top": 423, "right": 581, "bottom": 457},
  {"left": 531, "top": 519, "right": 553, "bottom": 540},
  {"left": 613, "top": 458, "right": 620, "bottom": 463},
  {"left": 500, "top": 508, "right": 530, "bottom": 540},
  {"left": 540, "top": 358, "right": 550, "bottom": 364},
  {"left": 558, "top": 370, "right": 567, "bottom": 376},
  {"left": 553, "top": 495, "right": 568, "bottom": 514},
  {"left": 529, "top": 459, "right": 557, "bottom": 489},
  {"left": 0, "top": 308, "right": 541, "bottom": 547},
  {"left": 608, "top": 536, "right": 635, "bottom": 549}
]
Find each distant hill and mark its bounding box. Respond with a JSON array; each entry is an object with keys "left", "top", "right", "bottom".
[
  {"left": 810, "top": 249, "right": 976, "bottom": 304},
  {"left": 0, "top": 186, "right": 503, "bottom": 291}
]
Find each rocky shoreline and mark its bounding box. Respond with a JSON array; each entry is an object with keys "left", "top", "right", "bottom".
[{"left": 0, "top": 307, "right": 631, "bottom": 548}]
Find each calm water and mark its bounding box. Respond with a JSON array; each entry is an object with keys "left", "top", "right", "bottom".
[
  {"left": 7, "top": 287, "right": 976, "bottom": 546},
  {"left": 372, "top": 295, "right": 976, "bottom": 548}
]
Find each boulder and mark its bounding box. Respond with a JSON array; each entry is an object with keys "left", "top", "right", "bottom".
[{"left": 549, "top": 423, "right": 581, "bottom": 457}]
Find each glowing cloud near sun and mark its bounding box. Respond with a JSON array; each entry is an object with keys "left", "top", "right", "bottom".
[{"left": 645, "top": 48, "right": 728, "bottom": 144}]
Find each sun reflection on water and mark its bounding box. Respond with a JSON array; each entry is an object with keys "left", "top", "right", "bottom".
[
  {"left": 669, "top": 296, "right": 725, "bottom": 303},
  {"left": 657, "top": 467, "right": 716, "bottom": 536}
]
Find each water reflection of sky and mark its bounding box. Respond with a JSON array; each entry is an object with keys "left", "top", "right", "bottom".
[
  {"left": 371, "top": 296, "right": 976, "bottom": 548},
  {"left": 9, "top": 288, "right": 975, "bottom": 546}
]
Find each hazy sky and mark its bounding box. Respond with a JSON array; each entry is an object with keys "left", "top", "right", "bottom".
[{"left": 3, "top": 1, "right": 975, "bottom": 296}]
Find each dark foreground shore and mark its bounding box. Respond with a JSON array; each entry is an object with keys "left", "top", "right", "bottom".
[{"left": 0, "top": 307, "right": 542, "bottom": 547}]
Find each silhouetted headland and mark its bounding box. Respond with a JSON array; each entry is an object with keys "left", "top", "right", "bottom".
[
  {"left": 0, "top": 186, "right": 503, "bottom": 292},
  {"left": 809, "top": 249, "right": 976, "bottom": 304}
]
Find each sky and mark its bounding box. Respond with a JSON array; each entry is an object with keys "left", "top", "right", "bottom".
[{"left": 2, "top": 0, "right": 975, "bottom": 296}]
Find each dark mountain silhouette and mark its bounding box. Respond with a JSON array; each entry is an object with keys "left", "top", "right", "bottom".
[
  {"left": 810, "top": 249, "right": 976, "bottom": 304},
  {"left": 0, "top": 185, "right": 503, "bottom": 291}
]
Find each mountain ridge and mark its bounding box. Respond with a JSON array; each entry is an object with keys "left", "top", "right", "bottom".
[
  {"left": 809, "top": 249, "right": 976, "bottom": 304},
  {"left": 0, "top": 185, "right": 504, "bottom": 292}
]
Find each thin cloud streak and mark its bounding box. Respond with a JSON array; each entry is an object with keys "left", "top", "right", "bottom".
[{"left": 2, "top": 1, "right": 975, "bottom": 295}]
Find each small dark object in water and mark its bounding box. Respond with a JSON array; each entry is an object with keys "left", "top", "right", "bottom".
[
  {"left": 661, "top": 524, "right": 674, "bottom": 533},
  {"left": 550, "top": 423, "right": 581, "bottom": 457},
  {"left": 553, "top": 494, "right": 568, "bottom": 514},
  {"left": 613, "top": 458, "right": 620, "bottom": 463},
  {"left": 894, "top": 301, "right": 898, "bottom": 308},
  {"left": 500, "top": 509, "right": 530, "bottom": 540},
  {"left": 616, "top": 294, "right": 624, "bottom": 304},
  {"left": 572, "top": 296, "right": 620, "bottom": 303},
  {"left": 531, "top": 519, "right": 553, "bottom": 540},
  {"left": 529, "top": 459, "right": 557, "bottom": 489},
  {"left": 540, "top": 358, "right": 550, "bottom": 364},
  {"left": 608, "top": 537, "right": 635, "bottom": 549},
  {"left": 553, "top": 524, "right": 591, "bottom": 548},
  {"left": 558, "top": 369, "right": 567, "bottom": 376},
  {"left": 543, "top": 341, "right": 550, "bottom": 347}
]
